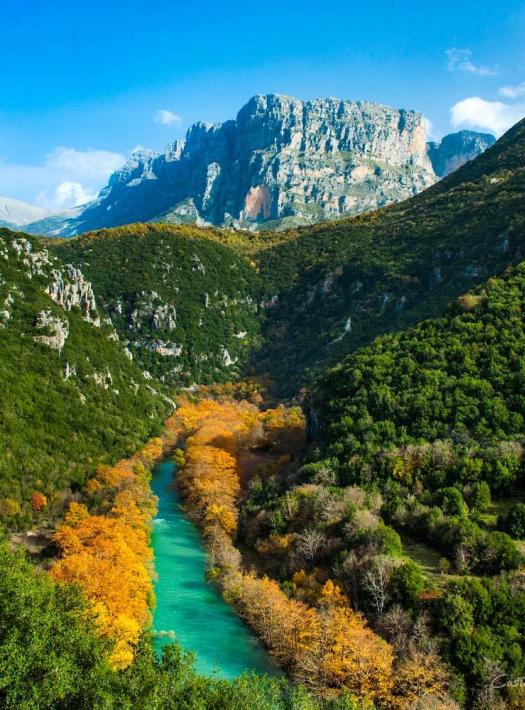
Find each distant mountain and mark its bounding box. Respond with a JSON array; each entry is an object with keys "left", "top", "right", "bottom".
[
  {"left": 427, "top": 130, "right": 496, "bottom": 177},
  {"left": 0, "top": 196, "right": 48, "bottom": 228},
  {"left": 28, "top": 94, "right": 438, "bottom": 235},
  {"left": 24, "top": 205, "right": 83, "bottom": 236}
]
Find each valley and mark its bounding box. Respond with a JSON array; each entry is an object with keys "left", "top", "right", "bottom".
[{"left": 1, "top": 115, "right": 524, "bottom": 709}]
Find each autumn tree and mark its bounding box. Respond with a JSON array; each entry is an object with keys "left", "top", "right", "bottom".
[{"left": 31, "top": 491, "right": 47, "bottom": 512}]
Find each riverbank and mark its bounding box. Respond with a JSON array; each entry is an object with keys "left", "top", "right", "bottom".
[
  {"left": 48, "top": 414, "right": 182, "bottom": 668},
  {"left": 172, "top": 397, "right": 399, "bottom": 706}
]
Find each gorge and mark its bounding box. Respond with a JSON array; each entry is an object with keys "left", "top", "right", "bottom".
[{"left": 1, "top": 114, "right": 525, "bottom": 710}]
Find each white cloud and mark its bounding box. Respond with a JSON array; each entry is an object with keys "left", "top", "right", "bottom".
[
  {"left": 499, "top": 82, "right": 525, "bottom": 99},
  {"left": 153, "top": 109, "right": 182, "bottom": 126},
  {"left": 450, "top": 96, "right": 525, "bottom": 136},
  {"left": 446, "top": 48, "right": 497, "bottom": 77},
  {"left": 0, "top": 144, "right": 129, "bottom": 210},
  {"left": 36, "top": 181, "right": 97, "bottom": 210},
  {"left": 46, "top": 147, "right": 126, "bottom": 180}
]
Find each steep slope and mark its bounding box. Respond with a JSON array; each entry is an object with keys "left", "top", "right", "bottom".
[
  {"left": 253, "top": 117, "right": 525, "bottom": 394},
  {"left": 427, "top": 130, "right": 495, "bottom": 177},
  {"left": 0, "top": 228, "right": 171, "bottom": 525},
  {"left": 29, "top": 94, "right": 436, "bottom": 235},
  {"left": 311, "top": 261, "right": 525, "bottom": 481},
  {"left": 50, "top": 224, "right": 261, "bottom": 386}
]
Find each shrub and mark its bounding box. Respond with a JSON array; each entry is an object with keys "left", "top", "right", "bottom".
[
  {"left": 499, "top": 503, "right": 525, "bottom": 539},
  {"left": 390, "top": 561, "right": 425, "bottom": 609}
]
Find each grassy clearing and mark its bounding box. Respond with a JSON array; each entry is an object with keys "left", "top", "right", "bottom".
[{"left": 400, "top": 535, "right": 463, "bottom": 589}]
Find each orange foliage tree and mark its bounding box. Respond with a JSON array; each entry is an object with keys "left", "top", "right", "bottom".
[
  {"left": 50, "top": 431, "right": 167, "bottom": 669},
  {"left": 31, "top": 491, "right": 47, "bottom": 512}
]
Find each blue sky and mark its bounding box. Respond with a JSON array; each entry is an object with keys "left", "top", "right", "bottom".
[{"left": 1, "top": 0, "right": 524, "bottom": 209}]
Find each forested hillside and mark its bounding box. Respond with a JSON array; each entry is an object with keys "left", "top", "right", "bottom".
[
  {"left": 0, "top": 229, "right": 171, "bottom": 526},
  {"left": 51, "top": 224, "right": 261, "bottom": 386},
  {"left": 253, "top": 117, "right": 525, "bottom": 393},
  {"left": 285, "top": 262, "right": 525, "bottom": 704},
  {"left": 312, "top": 263, "right": 525, "bottom": 484},
  {"left": 202, "top": 265, "right": 525, "bottom": 707}
]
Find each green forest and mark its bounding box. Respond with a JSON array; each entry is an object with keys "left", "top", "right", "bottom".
[{"left": 254, "top": 260, "right": 525, "bottom": 703}]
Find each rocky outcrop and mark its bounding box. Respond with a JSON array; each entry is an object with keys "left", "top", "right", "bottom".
[
  {"left": 33, "top": 309, "right": 69, "bottom": 351},
  {"left": 0, "top": 230, "right": 105, "bottom": 346},
  {"left": 10, "top": 236, "right": 52, "bottom": 276},
  {"left": 28, "top": 94, "right": 438, "bottom": 235},
  {"left": 427, "top": 130, "right": 496, "bottom": 177},
  {"left": 129, "top": 291, "right": 177, "bottom": 332},
  {"left": 46, "top": 264, "right": 100, "bottom": 325}
]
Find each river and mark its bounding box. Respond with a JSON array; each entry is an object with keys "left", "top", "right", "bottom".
[{"left": 150, "top": 459, "right": 279, "bottom": 679}]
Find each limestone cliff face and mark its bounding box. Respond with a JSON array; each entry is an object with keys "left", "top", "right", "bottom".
[
  {"left": 0, "top": 231, "right": 104, "bottom": 355},
  {"left": 46, "top": 264, "right": 100, "bottom": 326},
  {"left": 35, "top": 94, "right": 437, "bottom": 235}
]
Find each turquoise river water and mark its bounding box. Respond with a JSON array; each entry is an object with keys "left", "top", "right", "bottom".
[{"left": 151, "top": 459, "right": 279, "bottom": 678}]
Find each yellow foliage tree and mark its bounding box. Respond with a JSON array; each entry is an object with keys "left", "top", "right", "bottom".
[{"left": 50, "top": 424, "right": 167, "bottom": 668}]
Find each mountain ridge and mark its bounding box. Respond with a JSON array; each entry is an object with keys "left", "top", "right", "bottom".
[{"left": 23, "top": 94, "right": 450, "bottom": 236}]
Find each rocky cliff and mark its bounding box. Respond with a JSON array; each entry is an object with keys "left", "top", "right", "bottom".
[
  {"left": 29, "top": 94, "right": 437, "bottom": 235},
  {"left": 427, "top": 130, "right": 495, "bottom": 177}
]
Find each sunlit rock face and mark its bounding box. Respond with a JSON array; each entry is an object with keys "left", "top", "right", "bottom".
[{"left": 29, "top": 94, "right": 439, "bottom": 235}]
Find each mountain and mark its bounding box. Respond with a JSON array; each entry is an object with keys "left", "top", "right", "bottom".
[
  {"left": 29, "top": 94, "right": 437, "bottom": 235},
  {"left": 0, "top": 228, "right": 171, "bottom": 524},
  {"left": 0, "top": 196, "right": 49, "bottom": 228},
  {"left": 24, "top": 205, "right": 83, "bottom": 236},
  {"left": 24, "top": 101, "right": 497, "bottom": 238},
  {"left": 427, "top": 130, "right": 496, "bottom": 177}
]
